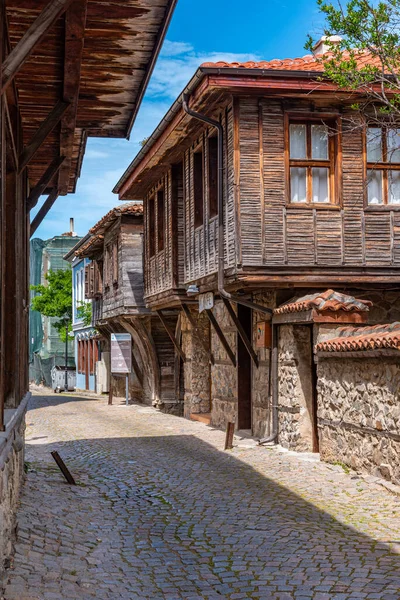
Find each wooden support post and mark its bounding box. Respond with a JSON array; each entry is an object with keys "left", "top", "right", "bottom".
[
  {"left": 131, "top": 348, "right": 143, "bottom": 388},
  {"left": 0, "top": 2, "right": 5, "bottom": 430},
  {"left": 26, "top": 155, "right": 66, "bottom": 212},
  {"left": 156, "top": 310, "right": 186, "bottom": 362},
  {"left": 1, "top": 0, "right": 75, "bottom": 96},
  {"left": 224, "top": 422, "right": 235, "bottom": 450},
  {"left": 18, "top": 101, "right": 70, "bottom": 173},
  {"left": 51, "top": 451, "right": 76, "bottom": 485},
  {"left": 58, "top": 0, "right": 88, "bottom": 195},
  {"left": 222, "top": 298, "right": 259, "bottom": 368},
  {"left": 205, "top": 309, "right": 236, "bottom": 367},
  {"left": 181, "top": 303, "right": 215, "bottom": 365},
  {"left": 30, "top": 189, "right": 59, "bottom": 236}
]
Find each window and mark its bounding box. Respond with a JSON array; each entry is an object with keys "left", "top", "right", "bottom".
[
  {"left": 194, "top": 149, "right": 204, "bottom": 227},
  {"left": 104, "top": 245, "right": 112, "bottom": 289},
  {"left": 148, "top": 195, "right": 155, "bottom": 257},
  {"left": 208, "top": 136, "right": 218, "bottom": 218},
  {"left": 288, "top": 120, "right": 335, "bottom": 204},
  {"left": 157, "top": 188, "right": 165, "bottom": 252},
  {"left": 366, "top": 126, "right": 400, "bottom": 205},
  {"left": 112, "top": 242, "right": 118, "bottom": 285}
]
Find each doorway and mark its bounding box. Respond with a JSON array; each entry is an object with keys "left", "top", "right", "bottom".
[{"left": 237, "top": 304, "right": 252, "bottom": 431}]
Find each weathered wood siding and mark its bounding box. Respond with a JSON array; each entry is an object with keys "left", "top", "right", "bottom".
[
  {"left": 102, "top": 218, "right": 146, "bottom": 319},
  {"left": 144, "top": 102, "right": 236, "bottom": 300},
  {"left": 236, "top": 97, "right": 400, "bottom": 269}
]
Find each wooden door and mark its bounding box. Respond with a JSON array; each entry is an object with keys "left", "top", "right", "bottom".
[{"left": 237, "top": 304, "right": 252, "bottom": 430}]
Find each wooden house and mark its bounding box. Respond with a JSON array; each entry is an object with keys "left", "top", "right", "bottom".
[
  {"left": 114, "top": 39, "right": 400, "bottom": 455},
  {"left": 0, "top": 0, "right": 177, "bottom": 568},
  {"left": 76, "top": 204, "right": 182, "bottom": 411}
]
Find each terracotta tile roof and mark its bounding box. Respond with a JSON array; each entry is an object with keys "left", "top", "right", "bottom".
[
  {"left": 316, "top": 322, "right": 400, "bottom": 353},
  {"left": 90, "top": 202, "right": 143, "bottom": 235},
  {"left": 75, "top": 234, "right": 104, "bottom": 258},
  {"left": 201, "top": 50, "right": 378, "bottom": 73},
  {"left": 274, "top": 290, "right": 372, "bottom": 315}
]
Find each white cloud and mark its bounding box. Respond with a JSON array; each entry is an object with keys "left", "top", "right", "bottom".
[{"left": 148, "top": 41, "right": 261, "bottom": 100}]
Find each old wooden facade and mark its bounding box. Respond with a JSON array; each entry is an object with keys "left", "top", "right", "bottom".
[
  {"left": 76, "top": 204, "right": 181, "bottom": 411},
  {"left": 0, "top": 0, "right": 177, "bottom": 569},
  {"left": 115, "top": 41, "right": 400, "bottom": 481}
]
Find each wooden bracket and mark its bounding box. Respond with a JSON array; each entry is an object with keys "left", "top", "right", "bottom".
[
  {"left": 222, "top": 298, "right": 259, "bottom": 368},
  {"left": 1, "top": 0, "right": 75, "bottom": 96},
  {"left": 26, "top": 155, "right": 66, "bottom": 212},
  {"left": 18, "top": 101, "right": 70, "bottom": 174},
  {"left": 30, "top": 189, "right": 59, "bottom": 236},
  {"left": 205, "top": 309, "right": 236, "bottom": 367},
  {"left": 181, "top": 303, "right": 215, "bottom": 365},
  {"left": 156, "top": 310, "right": 186, "bottom": 362}
]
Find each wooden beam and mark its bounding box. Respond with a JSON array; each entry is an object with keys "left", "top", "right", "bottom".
[
  {"left": 156, "top": 310, "right": 186, "bottom": 362},
  {"left": 181, "top": 304, "right": 215, "bottom": 365},
  {"left": 58, "top": 0, "right": 88, "bottom": 195},
  {"left": 0, "top": 0, "right": 6, "bottom": 431},
  {"left": 205, "top": 309, "right": 236, "bottom": 367},
  {"left": 131, "top": 349, "right": 144, "bottom": 388},
  {"left": 1, "top": 0, "right": 75, "bottom": 96},
  {"left": 18, "top": 101, "right": 70, "bottom": 174},
  {"left": 30, "top": 189, "right": 59, "bottom": 237},
  {"left": 222, "top": 298, "right": 259, "bottom": 368},
  {"left": 26, "top": 155, "right": 66, "bottom": 212}
]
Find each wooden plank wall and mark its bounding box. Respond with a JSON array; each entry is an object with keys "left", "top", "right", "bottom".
[
  {"left": 237, "top": 97, "right": 400, "bottom": 269},
  {"left": 120, "top": 219, "right": 147, "bottom": 312},
  {"left": 144, "top": 102, "right": 236, "bottom": 299}
]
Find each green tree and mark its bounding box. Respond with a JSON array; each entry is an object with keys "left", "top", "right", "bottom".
[
  {"left": 31, "top": 268, "right": 73, "bottom": 342},
  {"left": 77, "top": 301, "right": 92, "bottom": 327},
  {"left": 306, "top": 0, "right": 400, "bottom": 123}
]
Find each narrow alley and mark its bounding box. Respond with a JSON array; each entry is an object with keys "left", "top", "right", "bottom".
[{"left": 2, "top": 392, "right": 400, "bottom": 600}]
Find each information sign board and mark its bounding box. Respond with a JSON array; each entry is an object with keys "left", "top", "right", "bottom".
[{"left": 111, "top": 333, "right": 132, "bottom": 374}]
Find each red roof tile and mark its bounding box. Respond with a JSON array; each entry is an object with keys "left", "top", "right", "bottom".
[
  {"left": 76, "top": 234, "right": 104, "bottom": 258},
  {"left": 90, "top": 202, "right": 143, "bottom": 235},
  {"left": 316, "top": 322, "right": 400, "bottom": 353},
  {"left": 274, "top": 290, "right": 372, "bottom": 315},
  {"left": 201, "top": 50, "right": 378, "bottom": 73}
]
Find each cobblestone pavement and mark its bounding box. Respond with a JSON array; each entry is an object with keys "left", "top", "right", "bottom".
[{"left": 2, "top": 392, "right": 400, "bottom": 600}]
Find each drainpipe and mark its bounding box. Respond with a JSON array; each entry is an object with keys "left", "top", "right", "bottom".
[
  {"left": 182, "top": 94, "right": 272, "bottom": 317},
  {"left": 182, "top": 94, "right": 278, "bottom": 443}
]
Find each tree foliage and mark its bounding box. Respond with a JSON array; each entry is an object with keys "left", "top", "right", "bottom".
[
  {"left": 77, "top": 302, "right": 92, "bottom": 327},
  {"left": 306, "top": 0, "right": 400, "bottom": 122},
  {"left": 31, "top": 268, "right": 73, "bottom": 342}
]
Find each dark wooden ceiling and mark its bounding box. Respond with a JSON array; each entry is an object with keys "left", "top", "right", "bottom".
[{"left": 6, "top": 0, "right": 176, "bottom": 194}]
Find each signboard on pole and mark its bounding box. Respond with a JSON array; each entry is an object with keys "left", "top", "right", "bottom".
[{"left": 110, "top": 333, "right": 132, "bottom": 374}]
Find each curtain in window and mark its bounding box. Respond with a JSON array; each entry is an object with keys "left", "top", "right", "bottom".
[
  {"left": 387, "top": 130, "right": 400, "bottom": 163},
  {"left": 290, "top": 167, "right": 306, "bottom": 202},
  {"left": 312, "top": 168, "right": 329, "bottom": 203},
  {"left": 389, "top": 170, "right": 400, "bottom": 203},
  {"left": 311, "top": 125, "right": 328, "bottom": 159},
  {"left": 289, "top": 124, "right": 306, "bottom": 159},
  {"left": 367, "top": 170, "right": 383, "bottom": 204},
  {"left": 367, "top": 128, "right": 382, "bottom": 162}
]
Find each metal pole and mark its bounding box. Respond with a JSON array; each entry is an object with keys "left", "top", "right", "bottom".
[
  {"left": 64, "top": 320, "right": 68, "bottom": 392},
  {"left": 125, "top": 374, "right": 129, "bottom": 406}
]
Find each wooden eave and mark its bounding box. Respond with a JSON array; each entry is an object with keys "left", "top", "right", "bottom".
[
  {"left": 5, "top": 0, "right": 177, "bottom": 195},
  {"left": 115, "top": 67, "right": 381, "bottom": 200}
]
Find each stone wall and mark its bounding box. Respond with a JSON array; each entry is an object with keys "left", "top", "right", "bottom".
[
  {"left": 181, "top": 310, "right": 211, "bottom": 418},
  {"left": 0, "top": 395, "right": 28, "bottom": 574},
  {"left": 317, "top": 356, "right": 400, "bottom": 485},
  {"left": 278, "top": 325, "right": 315, "bottom": 451},
  {"left": 210, "top": 301, "right": 237, "bottom": 429}
]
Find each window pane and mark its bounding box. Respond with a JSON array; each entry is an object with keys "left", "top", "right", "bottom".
[
  {"left": 389, "top": 170, "right": 400, "bottom": 203},
  {"left": 290, "top": 167, "right": 307, "bottom": 202},
  {"left": 367, "top": 170, "right": 383, "bottom": 204},
  {"left": 387, "top": 129, "right": 400, "bottom": 163},
  {"left": 290, "top": 124, "right": 306, "bottom": 159},
  {"left": 367, "top": 128, "right": 382, "bottom": 162},
  {"left": 311, "top": 124, "right": 328, "bottom": 159},
  {"left": 312, "top": 168, "right": 329, "bottom": 203}
]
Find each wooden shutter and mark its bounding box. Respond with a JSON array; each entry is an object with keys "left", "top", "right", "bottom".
[{"left": 84, "top": 265, "right": 90, "bottom": 298}]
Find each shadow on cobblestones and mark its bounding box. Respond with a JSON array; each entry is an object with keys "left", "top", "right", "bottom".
[{"left": 2, "top": 394, "right": 400, "bottom": 599}]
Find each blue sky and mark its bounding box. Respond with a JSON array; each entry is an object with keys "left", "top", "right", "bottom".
[{"left": 32, "top": 0, "right": 325, "bottom": 240}]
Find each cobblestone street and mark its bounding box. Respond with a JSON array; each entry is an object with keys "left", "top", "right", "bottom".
[{"left": 2, "top": 392, "right": 400, "bottom": 599}]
